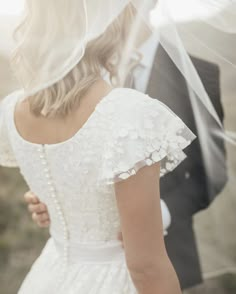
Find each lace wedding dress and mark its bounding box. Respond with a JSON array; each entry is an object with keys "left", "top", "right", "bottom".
[{"left": 0, "top": 88, "right": 195, "bottom": 293}]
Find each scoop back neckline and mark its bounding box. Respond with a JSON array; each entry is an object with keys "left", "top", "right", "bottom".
[{"left": 10, "top": 87, "right": 120, "bottom": 148}]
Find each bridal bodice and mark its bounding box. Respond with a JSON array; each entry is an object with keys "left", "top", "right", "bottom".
[{"left": 0, "top": 88, "right": 195, "bottom": 261}]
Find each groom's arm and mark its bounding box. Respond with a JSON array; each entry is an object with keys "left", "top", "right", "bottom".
[
  {"left": 25, "top": 193, "right": 123, "bottom": 242},
  {"left": 25, "top": 191, "right": 172, "bottom": 234},
  {"left": 24, "top": 191, "right": 50, "bottom": 228}
]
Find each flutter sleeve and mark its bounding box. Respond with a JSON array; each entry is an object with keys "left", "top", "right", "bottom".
[
  {"left": 99, "top": 89, "right": 196, "bottom": 185},
  {"left": 0, "top": 93, "right": 18, "bottom": 167}
]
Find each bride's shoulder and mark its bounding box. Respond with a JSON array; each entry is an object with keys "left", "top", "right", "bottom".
[
  {"left": 110, "top": 88, "right": 149, "bottom": 102},
  {"left": 104, "top": 87, "right": 193, "bottom": 138},
  {"left": 98, "top": 87, "right": 196, "bottom": 184},
  {"left": 107, "top": 88, "right": 154, "bottom": 112},
  {"left": 106, "top": 87, "right": 167, "bottom": 120}
]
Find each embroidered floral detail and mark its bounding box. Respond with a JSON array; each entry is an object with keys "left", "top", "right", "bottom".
[{"left": 99, "top": 89, "right": 196, "bottom": 184}]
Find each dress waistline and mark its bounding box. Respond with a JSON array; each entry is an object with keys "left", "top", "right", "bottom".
[{"left": 52, "top": 237, "right": 126, "bottom": 264}]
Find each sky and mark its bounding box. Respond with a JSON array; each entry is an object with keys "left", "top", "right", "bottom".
[
  {"left": 0, "top": 0, "right": 24, "bottom": 15},
  {"left": 0, "top": 0, "right": 224, "bottom": 54},
  {"left": 0, "top": 0, "right": 222, "bottom": 21}
]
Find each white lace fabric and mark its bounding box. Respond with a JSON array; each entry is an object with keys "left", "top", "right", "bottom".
[
  {"left": 0, "top": 88, "right": 195, "bottom": 293},
  {"left": 98, "top": 89, "right": 195, "bottom": 184}
]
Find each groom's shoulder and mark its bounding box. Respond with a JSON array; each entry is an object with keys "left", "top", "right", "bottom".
[{"left": 155, "top": 45, "right": 219, "bottom": 74}]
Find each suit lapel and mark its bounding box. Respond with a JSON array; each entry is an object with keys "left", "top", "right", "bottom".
[{"left": 145, "top": 46, "right": 160, "bottom": 96}]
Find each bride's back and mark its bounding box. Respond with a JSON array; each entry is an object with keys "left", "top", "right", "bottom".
[
  {"left": 14, "top": 80, "right": 112, "bottom": 146},
  {"left": 8, "top": 3, "right": 137, "bottom": 259},
  {"left": 8, "top": 86, "right": 123, "bottom": 246}
]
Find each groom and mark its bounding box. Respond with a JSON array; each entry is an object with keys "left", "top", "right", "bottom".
[
  {"left": 140, "top": 34, "right": 227, "bottom": 289},
  {"left": 142, "top": 35, "right": 228, "bottom": 289},
  {"left": 25, "top": 33, "right": 227, "bottom": 290}
]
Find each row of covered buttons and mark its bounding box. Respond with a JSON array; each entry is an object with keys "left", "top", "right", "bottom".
[{"left": 37, "top": 145, "right": 70, "bottom": 283}]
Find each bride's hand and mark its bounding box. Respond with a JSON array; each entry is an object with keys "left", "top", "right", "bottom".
[{"left": 24, "top": 191, "right": 50, "bottom": 228}]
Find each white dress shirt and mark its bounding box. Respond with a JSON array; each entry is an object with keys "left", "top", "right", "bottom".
[{"left": 133, "top": 32, "right": 160, "bottom": 93}]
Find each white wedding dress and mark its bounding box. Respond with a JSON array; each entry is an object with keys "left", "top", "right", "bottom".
[{"left": 0, "top": 88, "right": 195, "bottom": 293}]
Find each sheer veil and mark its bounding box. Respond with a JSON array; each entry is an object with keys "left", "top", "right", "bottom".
[{"left": 9, "top": 0, "right": 236, "bottom": 279}]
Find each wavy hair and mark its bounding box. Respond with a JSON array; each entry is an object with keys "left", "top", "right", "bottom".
[{"left": 11, "top": 4, "right": 138, "bottom": 118}]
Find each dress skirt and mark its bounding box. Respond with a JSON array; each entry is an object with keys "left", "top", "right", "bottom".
[{"left": 18, "top": 238, "right": 137, "bottom": 294}]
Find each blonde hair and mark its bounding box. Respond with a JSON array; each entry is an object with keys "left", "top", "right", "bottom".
[{"left": 11, "top": 4, "right": 137, "bottom": 118}]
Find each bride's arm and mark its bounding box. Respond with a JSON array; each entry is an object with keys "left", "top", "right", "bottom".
[{"left": 115, "top": 162, "right": 181, "bottom": 294}]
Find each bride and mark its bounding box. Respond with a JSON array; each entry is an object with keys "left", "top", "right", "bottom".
[{"left": 0, "top": 1, "right": 196, "bottom": 293}]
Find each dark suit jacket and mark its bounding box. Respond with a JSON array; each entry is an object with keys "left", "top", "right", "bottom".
[{"left": 145, "top": 45, "right": 228, "bottom": 289}]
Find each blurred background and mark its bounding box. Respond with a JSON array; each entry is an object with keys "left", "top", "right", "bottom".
[{"left": 0, "top": 1, "right": 236, "bottom": 294}]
